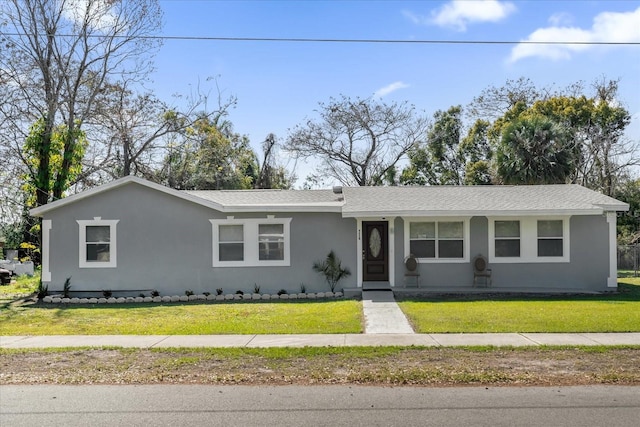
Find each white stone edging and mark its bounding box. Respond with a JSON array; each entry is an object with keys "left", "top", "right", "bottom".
[{"left": 41, "top": 291, "right": 343, "bottom": 305}]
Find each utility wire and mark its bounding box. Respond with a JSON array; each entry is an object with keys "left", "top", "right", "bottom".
[{"left": 3, "top": 32, "right": 639, "bottom": 45}]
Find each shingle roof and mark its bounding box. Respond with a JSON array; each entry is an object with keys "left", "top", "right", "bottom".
[
  {"left": 184, "top": 189, "right": 343, "bottom": 211},
  {"left": 29, "top": 175, "right": 629, "bottom": 218},
  {"left": 340, "top": 185, "right": 628, "bottom": 217}
]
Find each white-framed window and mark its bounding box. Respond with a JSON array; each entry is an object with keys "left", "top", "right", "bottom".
[
  {"left": 77, "top": 218, "right": 119, "bottom": 268},
  {"left": 537, "top": 220, "right": 564, "bottom": 257},
  {"left": 404, "top": 218, "right": 470, "bottom": 263},
  {"left": 210, "top": 217, "right": 292, "bottom": 267},
  {"left": 494, "top": 220, "right": 521, "bottom": 258},
  {"left": 219, "top": 224, "right": 244, "bottom": 262},
  {"left": 258, "top": 223, "right": 285, "bottom": 261},
  {"left": 488, "top": 216, "right": 570, "bottom": 263}
]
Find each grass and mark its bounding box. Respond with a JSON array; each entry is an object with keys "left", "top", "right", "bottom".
[
  {"left": 0, "top": 299, "right": 363, "bottom": 335},
  {"left": 2, "top": 346, "right": 639, "bottom": 386},
  {"left": 2, "top": 270, "right": 639, "bottom": 335},
  {"left": 0, "top": 271, "right": 363, "bottom": 335},
  {"left": 0, "top": 273, "right": 39, "bottom": 298},
  {"left": 398, "top": 277, "right": 640, "bottom": 333}
]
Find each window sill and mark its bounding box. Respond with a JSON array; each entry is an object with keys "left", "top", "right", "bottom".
[{"left": 416, "top": 257, "right": 469, "bottom": 264}]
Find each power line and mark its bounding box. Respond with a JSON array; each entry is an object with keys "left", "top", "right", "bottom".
[{"left": 3, "top": 32, "right": 639, "bottom": 45}]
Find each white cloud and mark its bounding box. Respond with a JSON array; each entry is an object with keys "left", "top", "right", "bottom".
[
  {"left": 374, "top": 81, "right": 410, "bottom": 98},
  {"left": 62, "top": 0, "right": 118, "bottom": 33},
  {"left": 430, "top": 0, "right": 516, "bottom": 32},
  {"left": 548, "top": 12, "right": 574, "bottom": 27},
  {"left": 510, "top": 6, "right": 640, "bottom": 62}
]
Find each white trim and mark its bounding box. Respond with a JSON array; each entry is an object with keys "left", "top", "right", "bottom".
[
  {"left": 356, "top": 219, "right": 363, "bottom": 288},
  {"left": 342, "top": 209, "right": 609, "bottom": 218},
  {"left": 488, "top": 216, "right": 570, "bottom": 263},
  {"left": 388, "top": 217, "right": 396, "bottom": 287},
  {"left": 77, "top": 219, "right": 119, "bottom": 268},
  {"left": 606, "top": 212, "right": 618, "bottom": 288},
  {"left": 41, "top": 220, "right": 52, "bottom": 282},
  {"left": 210, "top": 217, "right": 292, "bottom": 267},
  {"left": 32, "top": 176, "right": 227, "bottom": 216},
  {"left": 403, "top": 217, "right": 471, "bottom": 263},
  {"left": 221, "top": 204, "right": 342, "bottom": 213},
  {"left": 356, "top": 217, "right": 394, "bottom": 287},
  {"left": 30, "top": 175, "right": 342, "bottom": 217}
]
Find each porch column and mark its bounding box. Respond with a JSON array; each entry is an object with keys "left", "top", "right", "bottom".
[
  {"left": 356, "top": 218, "right": 362, "bottom": 287},
  {"left": 606, "top": 212, "right": 617, "bottom": 288},
  {"left": 41, "top": 219, "right": 52, "bottom": 282},
  {"left": 388, "top": 217, "right": 396, "bottom": 287}
]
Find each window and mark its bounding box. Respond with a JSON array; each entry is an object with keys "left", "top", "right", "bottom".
[
  {"left": 211, "top": 218, "right": 291, "bottom": 267},
  {"left": 219, "top": 225, "right": 244, "bottom": 261},
  {"left": 405, "top": 218, "right": 469, "bottom": 262},
  {"left": 259, "top": 224, "right": 284, "bottom": 261},
  {"left": 538, "top": 220, "right": 563, "bottom": 257},
  {"left": 77, "top": 218, "right": 119, "bottom": 268},
  {"left": 495, "top": 220, "right": 520, "bottom": 257},
  {"left": 409, "top": 222, "right": 435, "bottom": 258},
  {"left": 489, "top": 217, "right": 570, "bottom": 263},
  {"left": 438, "top": 221, "right": 464, "bottom": 258}
]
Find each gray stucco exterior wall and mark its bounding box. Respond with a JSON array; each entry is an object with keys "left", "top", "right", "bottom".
[
  {"left": 393, "top": 215, "right": 611, "bottom": 292},
  {"left": 44, "top": 183, "right": 357, "bottom": 295},
  {"left": 41, "top": 181, "right": 615, "bottom": 296}
]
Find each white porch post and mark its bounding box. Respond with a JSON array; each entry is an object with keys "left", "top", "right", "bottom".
[
  {"left": 41, "top": 219, "right": 52, "bottom": 282},
  {"left": 356, "top": 218, "right": 362, "bottom": 288},
  {"left": 388, "top": 217, "right": 396, "bottom": 287},
  {"left": 606, "top": 212, "right": 618, "bottom": 288}
]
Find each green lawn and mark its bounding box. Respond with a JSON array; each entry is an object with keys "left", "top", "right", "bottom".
[
  {"left": 0, "top": 300, "right": 363, "bottom": 335},
  {"left": 0, "top": 273, "right": 39, "bottom": 297},
  {"left": 398, "top": 277, "right": 640, "bottom": 333},
  {"left": 2, "top": 272, "right": 640, "bottom": 334}
]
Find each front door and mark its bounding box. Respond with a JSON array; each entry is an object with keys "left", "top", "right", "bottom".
[{"left": 363, "top": 221, "right": 388, "bottom": 282}]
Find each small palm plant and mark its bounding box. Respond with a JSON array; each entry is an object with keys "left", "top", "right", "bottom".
[
  {"left": 63, "top": 277, "right": 71, "bottom": 298},
  {"left": 312, "top": 250, "right": 351, "bottom": 292}
]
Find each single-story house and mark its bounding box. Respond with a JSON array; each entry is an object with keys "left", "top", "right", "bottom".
[{"left": 30, "top": 176, "right": 629, "bottom": 295}]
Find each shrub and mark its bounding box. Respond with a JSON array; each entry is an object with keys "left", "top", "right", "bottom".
[
  {"left": 138, "top": 293, "right": 145, "bottom": 298},
  {"left": 300, "top": 283, "right": 306, "bottom": 293},
  {"left": 253, "top": 283, "right": 261, "bottom": 293},
  {"left": 63, "top": 277, "right": 72, "bottom": 298},
  {"left": 102, "top": 290, "right": 112, "bottom": 298},
  {"left": 203, "top": 292, "right": 211, "bottom": 297},
  {"left": 185, "top": 289, "right": 194, "bottom": 296},
  {"left": 235, "top": 290, "right": 244, "bottom": 295},
  {"left": 277, "top": 289, "right": 287, "bottom": 296},
  {"left": 36, "top": 281, "right": 48, "bottom": 300},
  {"left": 151, "top": 290, "right": 160, "bottom": 297},
  {"left": 216, "top": 288, "right": 223, "bottom": 295},
  {"left": 313, "top": 250, "right": 351, "bottom": 292}
]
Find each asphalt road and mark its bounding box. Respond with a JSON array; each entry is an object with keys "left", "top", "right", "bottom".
[{"left": 2, "top": 385, "right": 639, "bottom": 426}]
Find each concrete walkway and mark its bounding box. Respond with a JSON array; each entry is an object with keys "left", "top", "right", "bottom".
[
  {"left": 2, "top": 333, "right": 639, "bottom": 349},
  {"left": 361, "top": 290, "right": 414, "bottom": 334}
]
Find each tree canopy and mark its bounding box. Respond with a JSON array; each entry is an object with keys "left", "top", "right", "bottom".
[
  {"left": 286, "top": 96, "right": 429, "bottom": 186},
  {"left": 0, "top": 0, "right": 164, "bottom": 208}
]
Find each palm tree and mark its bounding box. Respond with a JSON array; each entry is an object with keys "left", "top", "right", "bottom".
[
  {"left": 312, "top": 250, "right": 351, "bottom": 292},
  {"left": 496, "top": 115, "right": 577, "bottom": 185}
]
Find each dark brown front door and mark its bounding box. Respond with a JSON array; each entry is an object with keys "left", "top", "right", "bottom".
[{"left": 363, "top": 221, "right": 388, "bottom": 282}]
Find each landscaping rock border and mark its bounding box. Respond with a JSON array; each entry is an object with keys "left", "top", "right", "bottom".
[{"left": 41, "top": 292, "right": 344, "bottom": 305}]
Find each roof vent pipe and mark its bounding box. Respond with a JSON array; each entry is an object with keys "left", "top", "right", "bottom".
[{"left": 332, "top": 186, "right": 343, "bottom": 194}]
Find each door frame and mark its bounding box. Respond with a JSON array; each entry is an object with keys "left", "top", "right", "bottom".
[{"left": 356, "top": 217, "right": 396, "bottom": 287}]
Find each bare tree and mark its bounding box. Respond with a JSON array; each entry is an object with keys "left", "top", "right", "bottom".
[
  {"left": 255, "top": 133, "right": 295, "bottom": 189},
  {"left": 0, "top": 0, "right": 163, "bottom": 208},
  {"left": 467, "top": 77, "right": 541, "bottom": 122},
  {"left": 85, "top": 77, "right": 239, "bottom": 181},
  {"left": 286, "top": 96, "right": 429, "bottom": 186}
]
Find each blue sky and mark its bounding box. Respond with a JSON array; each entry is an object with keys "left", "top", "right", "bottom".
[{"left": 150, "top": 0, "right": 640, "bottom": 182}]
